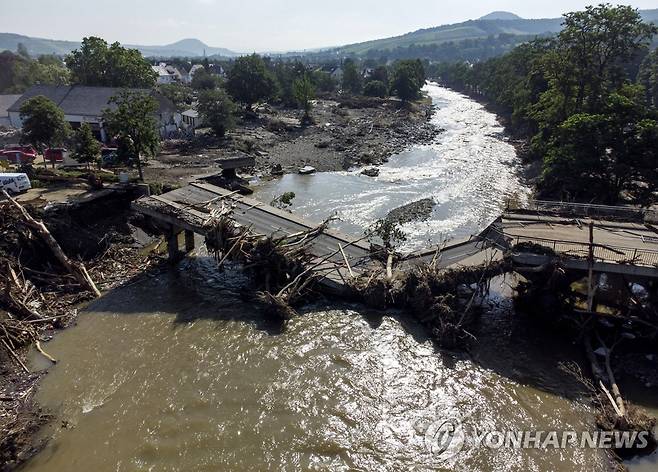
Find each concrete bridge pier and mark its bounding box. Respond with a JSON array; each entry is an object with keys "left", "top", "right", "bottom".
[{"left": 167, "top": 226, "right": 197, "bottom": 263}]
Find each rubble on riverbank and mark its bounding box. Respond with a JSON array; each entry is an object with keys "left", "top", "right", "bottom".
[
  {"left": 0, "top": 191, "right": 163, "bottom": 470},
  {"left": 145, "top": 94, "right": 440, "bottom": 185}
]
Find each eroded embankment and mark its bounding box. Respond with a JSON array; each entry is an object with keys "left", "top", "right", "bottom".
[{"left": 0, "top": 189, "right": 163, "bottom": 469}]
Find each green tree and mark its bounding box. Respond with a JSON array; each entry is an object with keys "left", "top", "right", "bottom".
[
  {"left": 71, "top": 123, "right": 102, "bottom": 169},
  {"left": 11, "top": 58, "right": 70, "bottom": 92},
  {"left": 311, "top": 70, "right": 336, "bottom": 93},
  {"left": 541, "top": 85, "right": 658, "bottom": 204},
  {"left": 292, "top": 74, "right": 315, "bottom": 123},
  {"left": 342, "top": 58, "right": 362, "bottom": 94},
  {"left": 638, "top": 48, "right": 658, "bottom": 108},
  {"left": 66, "top": 37, "right": 157, "bottom": 87},
  {"left": 16, "top": 43, "right": 29, "bottom": 58},
  {"left": 363, "top": 80, "right": 388, "bottom": 97},
  {"left": 556, "top": 4, "right": 657, "bottom": 114},
  {"left": 102, "top": 91, "right": 160, "bottom": 181},
  {"left": 157, "top": 83, "right": 194, "bottom": 112},
  {"left": 19, "top": 96, "right": 71, "bottom": 157},
  {"left": 390, "top": 59, "right": 425, "bottom": 102},
  {"left": 272, "top": 61, "right": 306, "bottom": 106},
  {"left": 226, "top": 54, "right": 276, "bottom": 111},
  {"left": 197, "top": 89, "right": 236, "bottom": 137},
  {"left": 191, "top": 68, "right": 221, "bottom": 90}
]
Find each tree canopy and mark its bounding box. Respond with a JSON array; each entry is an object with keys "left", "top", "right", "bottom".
[
  {"left": 430, "top": 4, "right": 658, "bottom": 205},
  {"left": 638, "top": 48, "right": 658, "bottom": 108},
  {"left": 197, "top": 89, "right": 236, "bottom": 137},
  {"left": 71, "top": 123, "right": 102, "bottom": 168},
  {"left": 226, "top": 54, "right": 276, "bottom": 110},
  {"left": 102, "top": 91, "right": 160, "bottom": 180},
  {"left": 191, "top": 67, "right": 221, "bottom": 91},
  {"left": 390, "top": 59, "right": 425, "bottom": 101},
  {"left": 364, "top": 80, "right": 388, "bottom": 98},
  {"left": 292, "top": 74, "right": 315, "bottom": 123},
  {"left": 0, "top": 51, "right": 69, "bottom": 94},
  {"left": 342, "top": 58, "right": 362, "bottom": 94},
  {"left": 19, "top": 95, "right": 71, "bottom": 153},
  {"left": 66, "top": 37, "right": 157, "bottom": 88}
]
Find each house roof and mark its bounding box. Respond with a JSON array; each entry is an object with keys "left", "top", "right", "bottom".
[
  {"left": 152, "top": 65, "right": 171, "bottom": 77},
  {"left": 0, "top": 95, "right": 21, "bottom": 117},
  {"left": 8, "top": 85, "right": 176, "bottom": 117},
  {"left": 182, "top": 109, "right": 199, "bottom": 118}
]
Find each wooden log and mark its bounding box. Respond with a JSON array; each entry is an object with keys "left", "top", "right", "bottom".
[{"left": 2, "top": 190, "right": 101, "bottom": 298}]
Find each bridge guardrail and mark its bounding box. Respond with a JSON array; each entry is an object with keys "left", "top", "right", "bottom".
[
  {"left": 507, "top": 199, "right": 657, "bottom": 223},
  {"left": 508, "top": 233, "right": 658, "bottom": 268}
]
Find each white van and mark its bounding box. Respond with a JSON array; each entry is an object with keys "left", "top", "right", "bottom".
[{"left": 0, "top": 173, "right": 32, "bottom": 194}]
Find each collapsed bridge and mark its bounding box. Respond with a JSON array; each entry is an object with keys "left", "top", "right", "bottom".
[{"left": 132, "top": 181, "right": 658, "bottom": 293}]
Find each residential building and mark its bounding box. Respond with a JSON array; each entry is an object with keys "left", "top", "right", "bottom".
[
  {"left": 8, "top": 85, "right": 179, "bottom": 141},
  {"left": 0, "top": 95, "right": 21, "bottom": 128},
  {"left": 181, "top": 108, "right": 202, "bottom": 132},
  {"left": 152, "top": 62, "right": 184, "bottom": 84}
]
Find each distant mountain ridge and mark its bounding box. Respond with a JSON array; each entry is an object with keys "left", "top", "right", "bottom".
[
  {"left": 336, "top": 9, "right": 658, "bottom": 56},
  {"left": 2, "top": 9, "right": 658, "bottom": 59},
  {"left": 0, "top": 33, "right": 239, "bottom": 57},
  {"left": 479, "top": 11, "right": 523, "bottom": 21}
]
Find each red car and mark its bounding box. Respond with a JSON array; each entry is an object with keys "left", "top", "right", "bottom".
[
  {"left": 0, "top": 149, "right": 36, "bottom": 165},
  {"left": 45, "top": 148, "right": 67, "bottom": 164},
  {"left": 4, "top": 145, "right": 37, "bottom": 158}
]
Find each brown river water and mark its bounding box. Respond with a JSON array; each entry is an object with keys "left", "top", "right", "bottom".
[{"left": 21, "top": 85, "right": 656, "bottom": 471}]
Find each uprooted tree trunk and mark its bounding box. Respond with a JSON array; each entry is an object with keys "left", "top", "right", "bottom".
[
  {"left": 2, "top": 190, "right": 100, "bottom": 297},
  {"left": 203, "top": 202, "right": 339, "bottom": 323}
]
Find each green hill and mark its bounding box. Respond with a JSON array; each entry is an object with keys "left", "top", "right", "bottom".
[{"left": 337, "top": 9, "right": 658, "bottom": 57}]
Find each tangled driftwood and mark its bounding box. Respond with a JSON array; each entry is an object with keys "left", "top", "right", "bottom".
[
  {"left": 349, "top": 255, "right": 513, "bottom": 348},
  {"left": 203, "top": 202, "right": 333, "bottom": 322}
]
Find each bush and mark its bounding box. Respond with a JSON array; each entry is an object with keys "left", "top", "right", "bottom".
[{"left": 364, "top": 80, "right": 388, "bottom": 98}]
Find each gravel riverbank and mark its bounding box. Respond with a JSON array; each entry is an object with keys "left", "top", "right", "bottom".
[{"left": 145, "top": 93, "right": 439, "bottom": 185}]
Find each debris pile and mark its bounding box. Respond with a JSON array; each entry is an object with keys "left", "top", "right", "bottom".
[
  {"left": 0, "top": 190, "right": 159, "bottom": 468},
  {"left": 349, "top": 256, "right": 513, "bottom": 348},
  {"left": 204, "top": 202, "right": 333, "bottom": 323}
]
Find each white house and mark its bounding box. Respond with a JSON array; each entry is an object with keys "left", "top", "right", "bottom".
[
  {"left": 181, "top": 109, "right": 202, "bottom": 132},
  {"left": 152, "top": 62, "right": 183, "bottom": 84},
  {"left": 8, "top": 85, "right": 179, "bottom": 141},
  {"left": 0, "top": 95, "right": 21, "bottom": 128}
]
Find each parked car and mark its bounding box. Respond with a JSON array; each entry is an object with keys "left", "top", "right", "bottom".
[
  {"left": 45, "top": 148, "right": 67, "bottom": 164},
  {"left": 0, "top": 150, "right": 36, "bottom": 165},
  {"left": 4, "top": 145, "right": 37, "bottom": 158},
  {"left": 0, "top": 172, "right": 31, "bottom": 194}
]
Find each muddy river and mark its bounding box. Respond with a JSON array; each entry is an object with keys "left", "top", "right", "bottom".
[{"left": 23, "top": 85, "right": 655, "bottom": 471}]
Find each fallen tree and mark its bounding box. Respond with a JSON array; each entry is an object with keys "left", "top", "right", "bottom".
[
  {"left": 0, "top": 190, "right": 160, "bottom": 469},
  {"left": 203, "top": 201, "right": 337, "bottom": 323}
]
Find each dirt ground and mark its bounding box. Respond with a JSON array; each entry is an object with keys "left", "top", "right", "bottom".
[{"left": 144, "top": 94, "right": 439, "bottom": 186}]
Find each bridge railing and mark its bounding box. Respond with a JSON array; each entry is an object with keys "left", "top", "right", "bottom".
[
  {"left": 507, "top": 199, "right": 657, "bottom": 223},
  {"left": 508, "top": 233, "right": 658, "bottom": 268}
]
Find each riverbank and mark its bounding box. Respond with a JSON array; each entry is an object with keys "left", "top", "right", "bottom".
[
  {"left": 144, "top": 93, "right": 439, "bottom": 186},
  {"left": 0, "top": 190, "right": 163, "bottom": 469}
]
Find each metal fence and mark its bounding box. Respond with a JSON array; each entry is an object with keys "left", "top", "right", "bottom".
[
  {"left": 509, "top": 234, "right": 658, "bottom": 268},
  {"left": 508, "top": 199, "right": 658, "bottom": 223}
]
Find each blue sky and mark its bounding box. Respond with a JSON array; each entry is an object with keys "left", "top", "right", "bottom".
[{"left": 1, "top": 0, "right": 657, "bottom": 52}]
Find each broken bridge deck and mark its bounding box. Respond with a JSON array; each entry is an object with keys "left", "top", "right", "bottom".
[{"left": 132, "top": 181, "right": 490, "bottom": 291}]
